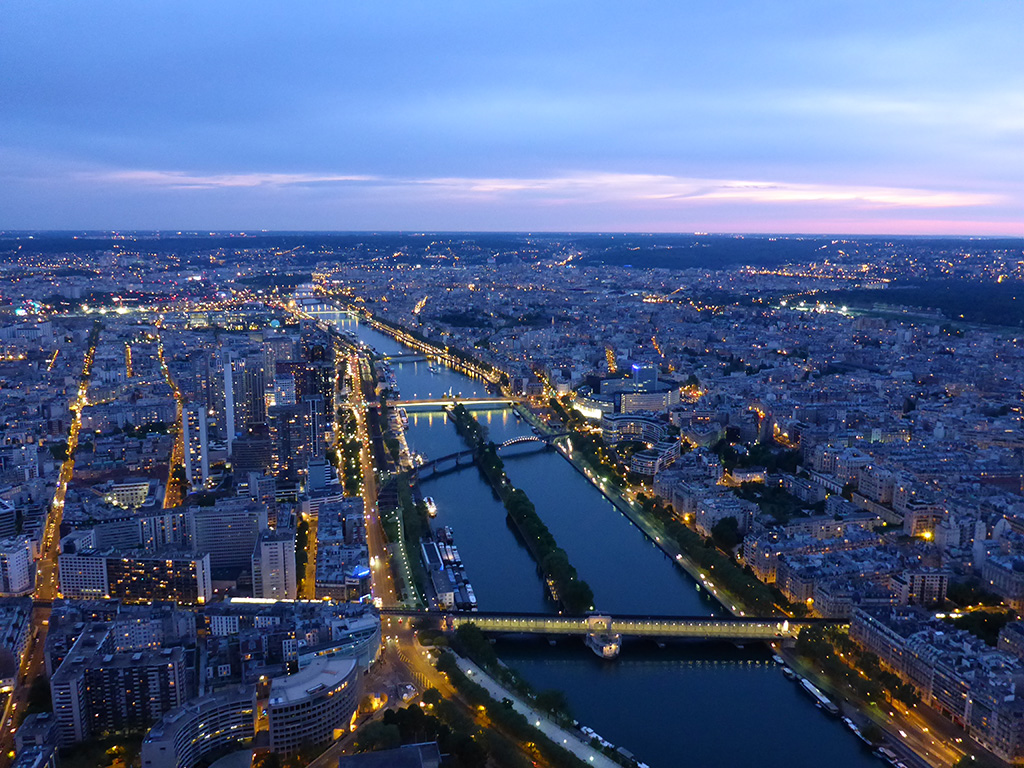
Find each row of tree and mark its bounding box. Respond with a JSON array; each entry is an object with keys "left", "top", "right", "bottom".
[
  {"left": 795, "top": 624, "right": 919, "bottom": 707},
  {"left": 436, "top": 651, "right": 597, "bottom": 768}
]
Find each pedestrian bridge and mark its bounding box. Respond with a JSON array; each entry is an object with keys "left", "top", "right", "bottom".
[{"left": 379, "top": 609, "right": 834, "bottom": 641}]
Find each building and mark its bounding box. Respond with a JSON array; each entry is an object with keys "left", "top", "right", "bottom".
[
  {"left": 630, "top": 440, "right": 680, "bottom": 476},
  {"left": 50, "top": 624, "right": 190, "bottom": 744},
  {"left": 10, "top": 745, "right": 58, "bottom": 768},
  {"left": 181, "top": 402, "right": 210, "bottom": 491},
  {"left": 251, "top": 528, "right": 297, "bottom": 600},
  {"left": 600, "top": 413, "right": 667, "bottom": 445},
  {"left": 630, "top": 362, "right": 658, "bottom": 391},
  {"left": 694, "top": 494, "right": 757, "bottom": 537},
  {"left": 894, "top": 569, "right": 949, "bottom": 606},
  {"left": 141, "top": 685, "right": 256, "bottom": 768},
  {"left": 106, "top": 479, "right": 152, "bottom": 508},
  {"left": 851, "top": 607, "right": 1024, "bottom": 762},
  {"left": 59, "top": 549, "right": 212, "bottom": 605},
  {"left": 266, "top": 656, "right": 359, "bottom": 756},
  {"left": 983, "top": 555, "right": 1024, "bottom": 612},
  {"left": 186, "top": 499, "right": 268, "bottom": 573},
  {"left": 314, "top": 500, "right": 370, "bottom": 602},
  {"left": 0, "top": 538, "right": 33, "bottom": 595}
]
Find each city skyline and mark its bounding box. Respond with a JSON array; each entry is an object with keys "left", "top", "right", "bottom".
[{"left": 2, "top": 1, "right": 1022, "bottom": 235}]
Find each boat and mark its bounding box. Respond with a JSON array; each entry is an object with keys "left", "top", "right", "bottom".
[
  {"left": 424, "top": 496, "right": 437, "bottom": 517},
  {"left": 399, "top": 407, "right": 409, "bottom": 427},
  {"left": 800, "top": 678, "right": 840, "bottom": 715},
  {"left": 873, "top": 747, "right": 899, "bottom": 766},
  {"left": 782, "top": 666, "right": 795, "bottom": 680},
  {"left": 771, "top": 653, "right": 785, "bottom": 665},
  {"left": 466, "top": 584, "right": 477, "bottom": 609},
  {"left": 842, "top": 717, "right": 862, "bottom": 739},
  {"left": 585, "top": 631, "right": 621, "bottom": 659}
]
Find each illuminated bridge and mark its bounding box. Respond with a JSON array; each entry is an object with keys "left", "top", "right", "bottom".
[
  {"left": 380, "top": 609, "right": 834, "bottom": 641},
  {"left": 394, "top": 397, "right": 519, "bottom": 409}
]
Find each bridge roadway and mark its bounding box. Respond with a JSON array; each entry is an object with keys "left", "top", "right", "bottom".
[
  {"left": 380, "top": 608, "right": 836, "bottom": 641},
  {"left": 394, "top": 396, "right": 519, "bottom": 408}
]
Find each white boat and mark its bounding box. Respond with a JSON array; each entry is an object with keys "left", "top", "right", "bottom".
[
  {"left": 399, "top": 407, "right": 409, "bottom": 427},
  {"left": 585, "top": 632, "right": 621, "bottom": 659},
  {"left": 424, "top": 496, "right": 437, "bottom": 517},
  {"left": 800, "top": 678, "right": 839, "bottom": 715}
]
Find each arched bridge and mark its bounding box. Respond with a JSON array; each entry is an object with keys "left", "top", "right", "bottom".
[
  {"left": 379, "top": 608, "right": 835, "bottom": 642},
  {"left": 411, "top": 432, "right": 570, "bottom": 479},
  {"left": 497, "top": 433, "right": 569, "bottom": 449}
]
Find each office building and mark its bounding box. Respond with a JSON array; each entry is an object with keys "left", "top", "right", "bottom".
[
  {"left": 251, "top": 528, "right": 297, "bottom": 600},
  {"left": 50, "top": 624, "right": 190, "bottom": 744},
  {"left": 631, "top": 362, "right": 658, "bottom": 391},
  {"left": 267, "top": 656, "right": 358, "bottom": 756},
  {"left": 141, "top": 685, "right": 256, "bottom": 768},
  {"left": 59, "top": 549, "right": 212, "bottom": 605},
  {"left": 186, "top": 499, "right": 268, "bottom": 573},
  {"left": 0, "top": 538, "right": 33, "bottom": 595},
  {"left": 181, "top": 402, "right": 209, "bottom": 491}
]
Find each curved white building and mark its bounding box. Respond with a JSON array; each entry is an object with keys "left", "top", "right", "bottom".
[
  {"left": 267, "top": 655, "right": 359, "bottom": 755},
  {"left": 141, "top": 685, "right": 256, "bottom": 768}
]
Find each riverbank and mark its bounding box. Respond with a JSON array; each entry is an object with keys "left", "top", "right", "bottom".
[
  {"left": 459, "top": 656, "right": 626, "bottom": 768},
  {"left": 514, "top": 402, "right": 758, "bottom": 617}
]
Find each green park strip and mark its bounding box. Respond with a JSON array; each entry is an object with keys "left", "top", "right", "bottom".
[{"left": 449, "top": 403, "right": 595, "bottom": 614}]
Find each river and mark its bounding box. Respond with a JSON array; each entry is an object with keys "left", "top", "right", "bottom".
[{"left": 317, "top": 310, "right": 878, "bottom": 768}]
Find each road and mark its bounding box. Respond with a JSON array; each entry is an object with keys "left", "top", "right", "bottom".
[
  {"left": 35, "top": 331, "right": 98, "bottom": 601},
  {"left": 158, "top": 334, "right": 185, "bottom": 509},
  {"left": 0, "top": 331, "right": 98, "bottom": 763}
]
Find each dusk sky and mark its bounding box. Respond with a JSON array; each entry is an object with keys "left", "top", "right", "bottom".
[{"left": 2, "top": 1, "right": 1022, "bottom": 235}]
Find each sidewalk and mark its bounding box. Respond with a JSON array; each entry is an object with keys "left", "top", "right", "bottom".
[{"left": 455, "top": 656, "right": 623, "bottom": 768}]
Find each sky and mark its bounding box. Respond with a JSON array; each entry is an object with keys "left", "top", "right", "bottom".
[{"left": 2, "top": 1, "right": 1022, "bottom": 235}]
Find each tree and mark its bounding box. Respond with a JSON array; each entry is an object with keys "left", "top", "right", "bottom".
[
  {"left": 535, "top": 689, "right": 572, "bottom": 720},
  {"left": 954, "top": 757, "right": 998, "bottom": 768},
  {"left": 422, "top": 687, "right": 442, "bottom": 706},
  {"left": 26, "top": 676, "right": 51, "bottom": 713},
  {"left": 253, "top": 753, "right": 282, "bottom": 768},
  {"left": 711, "top": 516, "right": 741, "bottom": 551},
  {"left": 860, "top": 722, "right": 885, "bottom": 745},
  {"left": 355, "top": 720, "right": 402, "bottom": 751}
]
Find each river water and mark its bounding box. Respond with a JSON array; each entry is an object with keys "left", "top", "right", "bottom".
[{"left": 319, "top": 310, "right": 878, "bottom": 768}]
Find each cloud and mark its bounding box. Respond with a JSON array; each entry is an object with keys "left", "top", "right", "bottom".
[
  {"left": 89, "top": 169, "right": 377, "bottom": 189},
  {"left": 83, "top": 167, "right": 1001, "bottom": 209}
]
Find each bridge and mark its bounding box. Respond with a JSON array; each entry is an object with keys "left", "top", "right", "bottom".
[
  {"left": 383, "top": 353, "right": 431, "bottom": 362},
  {"left": 380, "top": 608, "right": 832, "bottom": 642},
  {"left": 411, "top": 433, "right": 570, "bottom": 479},
  {"left": 394, "top": 397, "right": 519, "bottom": 409}
]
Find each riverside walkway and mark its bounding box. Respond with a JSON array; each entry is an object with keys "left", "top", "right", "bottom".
[{"left": 456, "top": 656, "right": 622, "bottom": 768}]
